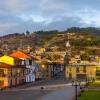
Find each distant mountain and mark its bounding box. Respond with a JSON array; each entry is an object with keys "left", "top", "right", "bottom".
[{"left": 66, "top": 27, "right": 100, "bottom": 36}]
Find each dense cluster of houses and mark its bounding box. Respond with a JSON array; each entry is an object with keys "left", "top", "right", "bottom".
[
  {"left": 65, "top": 55, "right": 100, "bottom": 81},
  {"left": 41, "top": 54, "right": 100, "bottom": 81},
  {"left": 0, "top": 51, "right": 42, "bottom": 89},
  {"left": 0, "top": 47, "right": 100, "bottom": 89}
]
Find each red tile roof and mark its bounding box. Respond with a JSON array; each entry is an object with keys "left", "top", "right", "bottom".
[{"left": 10, "top": 51, "right": 30, "bottom": 59}]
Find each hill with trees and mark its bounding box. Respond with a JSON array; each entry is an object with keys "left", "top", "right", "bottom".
[{"left": 0, "top": 27, "right": 100, "bottom": 54}]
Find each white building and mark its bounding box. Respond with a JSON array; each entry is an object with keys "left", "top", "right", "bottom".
[{"left": 26, "top": 59, "right": 36, "bottom": 82}]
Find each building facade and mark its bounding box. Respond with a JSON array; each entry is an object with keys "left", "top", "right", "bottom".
[
  {"left": 65, "top": 63, "right": 100, "bottom": 81},
  {"left": 10, "top": 51, "right": 41, "bottom": 83},
  {"left": 0, "top": 56, "right": 26, "bottom": 89},
  {"left": 25, "top": 59, "right": 35, "bottom": 82}
]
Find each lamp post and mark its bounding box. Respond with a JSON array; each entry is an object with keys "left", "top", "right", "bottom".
[{"left": 72, "top": 80, "right": 81, "bottom": 100}]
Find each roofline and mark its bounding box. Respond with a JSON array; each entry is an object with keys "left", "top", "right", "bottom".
[{"left": 67, "top": 63, "right": 100, "bottom": 66}]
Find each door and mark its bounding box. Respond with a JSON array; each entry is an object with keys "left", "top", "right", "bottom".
[{"left": 69, "top": 73, "right": 72, "bottom": 79}]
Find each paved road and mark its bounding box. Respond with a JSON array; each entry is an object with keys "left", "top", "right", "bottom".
[
  {"left": 0, "top": 89, "right": 52, "bottom": 100},
  {"left": 7, "top": 79, "right": 69, "bottom": 89},
  {"left": 0, "top": 80, "right": 82, "bottom": 100},
  {"left": 0, "top": 85, "right": 80, "bottom": 100},
  {"left": 37, "top": 86, "right": 80, "bottom": 100}
]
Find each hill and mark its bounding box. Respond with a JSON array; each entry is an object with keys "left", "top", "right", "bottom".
[{"left": 0, "top": 27, "right": 100, "bottom": 54}]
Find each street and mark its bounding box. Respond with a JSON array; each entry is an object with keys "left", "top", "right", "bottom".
[
  {"left": 0, "top": 86, "right": 76, "bottom": 100},
  {"left": 0, "top": 89, "right": 52, "bottom": 100},
  {"left": 0, "top": 80, "right": 80, "bottom": 100},
  {"left": 37, "top": 86, "right": 77, "bottom": 100}
]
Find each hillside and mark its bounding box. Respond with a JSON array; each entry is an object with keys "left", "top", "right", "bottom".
[
  {"left": 0, "top": 27, "right": 100, "bottom": 55},
  {"left": 66, "top": 27, "right": 100, "bottom": 36}
]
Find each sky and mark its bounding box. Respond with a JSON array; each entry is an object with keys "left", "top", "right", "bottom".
[{"left": 0, "top": 0, "right": 100, "bottom": 35}]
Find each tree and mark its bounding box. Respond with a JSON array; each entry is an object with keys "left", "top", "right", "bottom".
[{"left": 26, "top": 30, "right": 30, "bottom": 35}]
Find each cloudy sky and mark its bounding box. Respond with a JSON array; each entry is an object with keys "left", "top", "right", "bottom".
[{"left": 0, "top": 0, "right": 100, "bottom": 35}]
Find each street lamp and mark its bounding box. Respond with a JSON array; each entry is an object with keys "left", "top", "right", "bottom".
[{"left": 72, "top": 80, "right": 81, "bottom": 100}]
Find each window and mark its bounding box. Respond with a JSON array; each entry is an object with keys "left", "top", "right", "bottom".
[
  {"left": 0, "top": 69, "right": 5, "bottom": 77},
  {"left": 96, "top": 67, "right": 100, "bottom": 78},
  {"left": 69, "top": 67, "right": 71, "bottom": 72},
  {"left": 76, "top": 67, "right": 79, "bottom": 73},
  {"left": 0, "top": 80, "right": 4, "bottom": 86},
  {"left": 29, "top": 59, "right": 32, "bottom": 65},
  {"left": 15, "top": 60, "right": 22, "bottom": 65},
  {"left": 77, "top": 60, "right": 80, "bottom": 63},
  {"left": 83, "top": 66, "right": 86, "bottom": 73},
  {"left": 22, "top": 60, "right": 25, "bottom": 65}
]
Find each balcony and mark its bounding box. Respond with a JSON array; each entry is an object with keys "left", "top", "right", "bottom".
[{"left": 96, "top": 70, "right": 100, "bottom": 74}]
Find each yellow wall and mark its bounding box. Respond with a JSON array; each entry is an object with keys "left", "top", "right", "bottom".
[
  {"left": 0, "top": 68, "right": 9, "bottom": 88},
  {"left": 65, "top": 65, "right": 97, "bottom": 80},
  {"left": 0, "top": 67, "right": 26, "bottom": 88},
  {"left": 0, "top": 77, "right": 8, "bottom": 87},
  {"left": 65, "top": 67, "right": 76, "bottom": 79},
  {"left": 86, "top": 66, "right": 96, "bottom": 78}
]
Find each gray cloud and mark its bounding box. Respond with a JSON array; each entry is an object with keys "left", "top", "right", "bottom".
[{"left": 0, "top": 0, "right": 100, "bottom": 34}]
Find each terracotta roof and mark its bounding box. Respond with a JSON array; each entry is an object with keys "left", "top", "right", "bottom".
[{"left": 10, "top": 51, "right": 30, "bottom": 59}]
